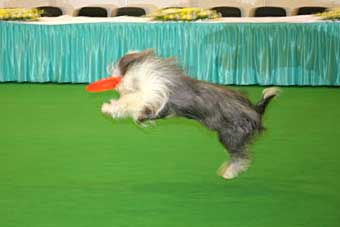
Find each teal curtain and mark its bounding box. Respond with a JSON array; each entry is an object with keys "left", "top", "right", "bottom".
[{"left": 1, "top": 21, "right": 340, "bottom": 85}]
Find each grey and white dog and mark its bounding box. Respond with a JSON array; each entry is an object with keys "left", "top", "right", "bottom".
[{"left": 101, "top": 49, "right": 279, "bottom": 179}]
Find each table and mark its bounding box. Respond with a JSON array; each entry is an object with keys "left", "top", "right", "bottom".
[{"left": 1, "top": 15, "right": 340, "bottom": 85}]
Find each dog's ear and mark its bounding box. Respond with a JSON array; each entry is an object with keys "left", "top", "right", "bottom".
[{"left": 118, "top": 49, "right": 155, "bottom": 75}]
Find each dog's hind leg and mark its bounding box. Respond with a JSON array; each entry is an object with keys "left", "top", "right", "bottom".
[{"left": 217, "top": 130, "right": 251, "bottom": 180}]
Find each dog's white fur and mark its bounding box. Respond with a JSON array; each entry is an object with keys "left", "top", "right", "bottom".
[
  {"left": 263, "top": 87, "right": 281, "bottom": 99},
  {"left": 102, "top": 58, "right": 172, "bottom": 121},
  {"left": 217, "top": 158, "right": 251, "bottom": 179}
]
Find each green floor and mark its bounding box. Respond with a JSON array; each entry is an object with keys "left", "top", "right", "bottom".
[{"left": 1, "top": 84, "right": 340, "bottom": 227}]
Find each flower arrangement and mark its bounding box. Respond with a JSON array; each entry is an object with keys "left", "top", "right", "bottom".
[
  {"left": 149, "top": 7, "right": 221, "bottom": 21},
  {"left": 317, "top": 8, "right": 340, "bottom": 20},
  {"left": 0, "top": 8, "right": 43, "bottom": 21}
]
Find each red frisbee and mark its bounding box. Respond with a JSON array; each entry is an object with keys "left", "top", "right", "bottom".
[{"left": 86, "top": 76, "right": 122, "bottom": 92}]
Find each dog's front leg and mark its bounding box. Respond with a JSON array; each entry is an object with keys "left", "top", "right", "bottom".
[{"left": 101, "top": 93, "right": 144, "bottom": 120}]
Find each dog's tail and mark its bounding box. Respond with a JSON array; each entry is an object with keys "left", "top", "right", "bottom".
[{"left": 255, "top": 87, "right": 280, "bottom": 115}]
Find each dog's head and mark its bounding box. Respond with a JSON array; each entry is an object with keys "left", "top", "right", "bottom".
[{"left": 114, "top": 49, "right": 155, "bottom": 77}]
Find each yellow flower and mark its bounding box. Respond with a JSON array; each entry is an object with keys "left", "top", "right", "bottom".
[
  {"left": 149, "top": 7, "right": 220, "bottom": 21},
  {"left": 317, "top": 8, "right": 340, "bottom": 20},
  {"left": 0, "top": 8, "right": 42, "bottom": 20}
]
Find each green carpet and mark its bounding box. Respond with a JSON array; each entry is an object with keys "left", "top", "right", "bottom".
[{"left": 1, "top": 83, "right": 339, "bottom": 227}]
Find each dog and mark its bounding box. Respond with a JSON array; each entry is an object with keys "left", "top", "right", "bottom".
[{"left": 101, "top": 49, "right": 279, "bottom": 179}]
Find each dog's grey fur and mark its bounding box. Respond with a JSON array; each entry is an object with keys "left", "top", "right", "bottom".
[{"left": 103, "top": 50, "right": 279, "bottom": 179}]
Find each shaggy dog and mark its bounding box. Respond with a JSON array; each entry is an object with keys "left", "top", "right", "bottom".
[{"left": 101, "top": 50, "right": 279, "bottom": 179}]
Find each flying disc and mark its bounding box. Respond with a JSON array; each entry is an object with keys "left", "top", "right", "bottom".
[{"left": 86, "top": 76, "right": 122, "bottom": 92}]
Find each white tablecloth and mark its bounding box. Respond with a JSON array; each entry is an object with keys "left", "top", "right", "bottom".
[{"left": 21, "top": 15, "right": 323, "bottom": 25}]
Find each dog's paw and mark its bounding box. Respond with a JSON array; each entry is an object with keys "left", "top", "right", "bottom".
[
  {"left": 217, "top": 159, "right": 250, "bottom": 180},
  {"left": 110, "top": 99, "right": 118, "bottom": 105},
  {"left": 222, "top": 166, "right": 239, "bottom": 179},
  {"left": 101, "top": 103, "right": 113, "bottom": 115},
  {"left": 217, "top": 163, "right": 239, "bottom": 180}
]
